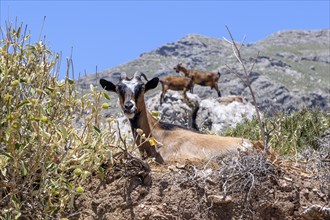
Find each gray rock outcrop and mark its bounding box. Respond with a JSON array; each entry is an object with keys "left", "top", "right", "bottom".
[
  {"left": 195, "top": 97, "right": 256, "bottom": 134},
  {"left": 146, "top": 91, "right": 257, "bottom": 134},
  {"left": 146, "top": 91, "right": 200, "bottom": 128}
]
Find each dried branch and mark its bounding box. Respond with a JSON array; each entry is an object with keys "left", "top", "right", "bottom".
[
  {"left": 219, "top": 153, "right": 279, "bottom": 205},
  {"left": 225, "top": 25, "right": 266, "bottom": 147},
  {"left": 116, "top": 120, "right": 128, "bottom": 153}
]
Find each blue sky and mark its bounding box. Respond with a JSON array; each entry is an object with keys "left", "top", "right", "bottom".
[{"left": 1, "top": 1, "right": 329, "bottom": 79}]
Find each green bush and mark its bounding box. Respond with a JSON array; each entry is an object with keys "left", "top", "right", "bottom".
[
  {"left": 0, "top": 23, "right": 117, "bottom": 218},
  {"left": 225, "top": 109, "right": 330, "bottom": 155}
]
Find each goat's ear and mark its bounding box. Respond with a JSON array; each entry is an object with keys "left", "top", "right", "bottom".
[
  {"left": 145, "top": 77, "right": 159, "bottom": 92},
  {"left": 100, "top": 79, "right": 116, "bottom": 92}
]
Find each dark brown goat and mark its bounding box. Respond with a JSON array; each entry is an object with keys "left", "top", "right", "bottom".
[
  {"left": 159, "top": 76, "right": 193, "bottom": 104},
  {"left": 174, "top": 63, "right": 221, "bottom": 97}
]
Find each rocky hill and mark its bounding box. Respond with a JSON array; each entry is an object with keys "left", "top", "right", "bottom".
[{"left": 77, "top": 29, "right": 330, "bottom": 114}]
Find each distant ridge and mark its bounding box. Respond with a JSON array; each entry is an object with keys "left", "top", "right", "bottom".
[{"left": 78, "top": 29, "right": 330, "bottom": 113}]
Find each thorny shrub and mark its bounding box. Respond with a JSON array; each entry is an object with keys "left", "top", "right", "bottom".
[
  {"left": 218, "top": 153, "right": 279, "bottom": 201},
  {"left": 0, "top": 23, "right": 118, "bottom": 218}
]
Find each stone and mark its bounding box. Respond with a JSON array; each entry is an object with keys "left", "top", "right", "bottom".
[
  {"left": 195, "top": 96, "right": 256, "bottom": 134},
  {"left": 207, "top": 195, "right": 233, "bottom": 204}
]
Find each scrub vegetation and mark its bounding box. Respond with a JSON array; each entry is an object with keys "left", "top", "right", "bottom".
[
  {"left": 0, "top": 22, "right": 119, "bottom": 218},
  {"left": 1, "top": 22, "right": 329, "bottom": 219}
]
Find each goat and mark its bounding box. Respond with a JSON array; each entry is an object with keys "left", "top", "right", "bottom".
[
  {"left": 174, "top": 63, "right": 222, "bottom": 97},
  {"left": 100, "top": 72, "right": 253, "bottom": 163},
  {"left": 159, "top": 76, "right": 193, "bottom": 104},
  {"left": 217, "top": 96, "right": 248, "bottom": 104}
]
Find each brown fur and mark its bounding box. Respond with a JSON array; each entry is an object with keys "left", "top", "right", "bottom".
[
  {"left": 147, "top": 113, "right": 252, "bottom": 162},
  {"left": 174, "top": 63, "right": 222, "bottom": 97},
  {"left": 160, "top": 76, "right": 193, "bottom": 104}
]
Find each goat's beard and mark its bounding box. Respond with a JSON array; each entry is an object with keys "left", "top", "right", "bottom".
[{"left": 125, "top": 112, "right": 135, "bottom": 119}]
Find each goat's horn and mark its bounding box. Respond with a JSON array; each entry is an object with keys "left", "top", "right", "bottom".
[
  {"left": 120, "top": 72, "right": 127, "bottom": 80},
  {"left": 134, "top": 71, "right": 149, "bottom": 81},
  {"left": 140, "top": 72, "right": 149, "bottom": 81},
  {"left": 133, "top": 71, "right": 141, "bottom": 80}
]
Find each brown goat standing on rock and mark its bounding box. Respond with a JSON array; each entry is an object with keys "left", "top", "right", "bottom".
[
  {"left": 174, "top": 63, "right": 222, "bottom": 97},
  {"left": 100, "top": 71, "right": 253, "bottom": 164},
  {"left": 159, "top": 76, "right": 193, "bottom": 104}
]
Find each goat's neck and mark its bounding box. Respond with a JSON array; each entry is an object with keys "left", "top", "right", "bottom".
[
  {"left": 129, "top": 108, "right": 151, "bottom": 138},
  {"left": 129, "top": 106, "right": 164, "bottom": 163},
  {"left": 129, "top": 109, "right": 151, "bottom": 146},
  {"left": 179, "top": 66, "right": 189, "bottom": 75},
  {"left": 146, "top": 112, "right": 161, "bottom": 131},
  {"left": 146, "top": 112, "right": 170, "bottom": 143}
]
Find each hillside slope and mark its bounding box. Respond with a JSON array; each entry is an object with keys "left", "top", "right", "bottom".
[{"left": 77, "top": 29, "right": 330, "bottom": 113}]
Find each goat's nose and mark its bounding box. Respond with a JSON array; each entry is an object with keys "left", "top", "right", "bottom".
[{"left": 124, "top": 102, "right": 134, "bottom": 110}]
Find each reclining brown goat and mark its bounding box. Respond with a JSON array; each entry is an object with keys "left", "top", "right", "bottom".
[
  {"left": 159, "top": 76, "right": 193, "bottom": 104},
  {"left": 174, "top": 63, "right": 221, "bottom": 97},
  {"left": 100, "top": 72, "right": 253, "bottom": 164}
]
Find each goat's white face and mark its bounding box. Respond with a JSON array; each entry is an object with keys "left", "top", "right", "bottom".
[
  {"left": 116, "top": 78, "right": 143, "bottom": 119},
  {"left": 100, "top": 72, "right": 159, "bottom": 120}
]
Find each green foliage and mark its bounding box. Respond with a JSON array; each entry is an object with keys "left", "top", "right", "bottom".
[
  {"left": 225, "top": 117, "right": 261, "bottom": 141},
  {"left": 0, "top": 23, "right": 116, "bottom": 218},
  {"left": 225, "top": 109, "right": 330, "bottom": 155}
]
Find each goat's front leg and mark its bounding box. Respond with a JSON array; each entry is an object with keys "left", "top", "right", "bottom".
[
  {"left": 214, "top": 83, "right": 221, "bottom": 97},
  {"left": 160, "top": 88, "right": 167, "bottom": 104},
  {"left": 160, "top": 92, "right": 164, "bottom": 104},
  {"left": 182, "top": 89, "right": 190, "bottom": 103},
  {"left": 190, "top": 85, "right": 194, "bottom": 94}
]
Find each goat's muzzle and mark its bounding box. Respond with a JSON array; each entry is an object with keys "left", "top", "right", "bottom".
[
  {"left": 123, "top": 101, "right": 137, "bottom": 118},
  {"left": 124, "top": 101, "right": 135, "bottom": 111}
]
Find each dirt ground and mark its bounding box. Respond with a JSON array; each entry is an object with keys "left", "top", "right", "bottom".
[{"left": 63, "top": 146, "right": 330, "bottom": 220}]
